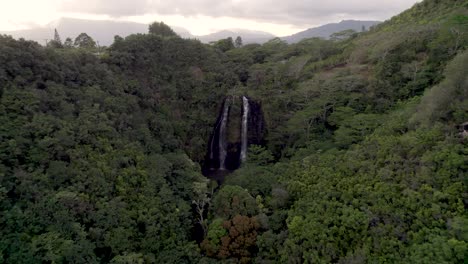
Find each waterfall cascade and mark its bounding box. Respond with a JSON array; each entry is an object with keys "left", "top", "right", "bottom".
[
  {"left": 218, "top": 99, "right": 230, "bottom": 170},
  {"left": 204, "top": 95, "right": 264, "bottom": 175},
  {"left": 240, "top": 96, "right": 249, "bottom": 162}
]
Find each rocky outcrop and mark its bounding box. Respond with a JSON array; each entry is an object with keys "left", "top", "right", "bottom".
[{"left": 461, "top": 122, "right": 468, "bottom": 139}]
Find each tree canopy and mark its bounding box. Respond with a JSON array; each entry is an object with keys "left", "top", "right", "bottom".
[
  {"left": 148, "top": 21, "right": 178, "bottom": 37},
  {"left": 0, "top": 0, "right": 467, "bottom": 262},
  {"left": 74, "top": 32, "right": 97, "bottom": 49}
]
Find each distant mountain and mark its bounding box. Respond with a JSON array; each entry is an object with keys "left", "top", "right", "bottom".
[
  {"left": 0, "top": 18, "right": 193, "bottom": 46},
  {"left": 197, "top": 29, "right": 276, "bottom": 44},
  {"left": 282, "top": 20, "right": 381, "bottom": 43},
  {"left": 0, "top": 18, "right": 273, "bottom": 46},
  {"left": 0, "top": 18, "right": 380, "bottom": 46}
]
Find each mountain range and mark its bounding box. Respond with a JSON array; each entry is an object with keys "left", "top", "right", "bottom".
[
  {"left": 281, "top": 20, "right": 381, "bottom": 43},
  {"left": 0, "top": 18, "right": 192, "bottom": 46},
  {"left": 0, "top": 18, "right": 381, "bottom": 46},
  {"left": 197, "top": 29, "right": 275, "bottom": 44}
]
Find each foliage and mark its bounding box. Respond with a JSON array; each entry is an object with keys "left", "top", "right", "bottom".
[
  {"left": 235, "top": 36, "right": 243, "bottom": 48},
  {"left": 212, "top": 185, "right": 258, "bottom": 219},
  {"left": 0, "top": 30, "right": 234, "bottom": 262},
  {"left": 330, "top": 29, "right": 358, "bottom": 41},
  {"left": 1, "top": 0, "right": 467, "bottom": 262},
  {"left": 212, "top": 37, "right": 235, "bottom": 52},
  {"left": 410, "top": 49, "right": 468, "bottom": 127},
  {"left": 148, "top": 21, "right": 178, "bottom": 37},
  {"left": 74, "top": 33, "right": 97, "bottom": 49},
  {"left": 47, "top": 29, "right": 63, "bottom": 48},
  {"left": 63, "top": 37, "right": 73, "bottom": 48}
]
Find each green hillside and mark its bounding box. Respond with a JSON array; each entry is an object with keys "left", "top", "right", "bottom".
[{"left": 0, "top": 0, "right": 467, "bottom": 263}]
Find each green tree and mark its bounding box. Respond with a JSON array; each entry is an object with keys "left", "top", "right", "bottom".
[
  {"left": 334, "top": 113, "right": 382, "bottom": 148},
  {"left": 225, "top": 165, "right": 276, "bottom": 197},
  {"left": 330, "top": 29, "right": 358, "bottom": 41},
  {"left": 212, "top": 37, "right": 235, "bottom": 52},
  {"left": 54, "top": 28, "right": 62, "bottom": 44},
  {"left": 63, "top": 37, "right": 73, "bottom": 48},
  {"left": 212, "top": 185, "right": 258, "bottom": 219},
  {"left": 235, "top": 36, "right": 243, "bottom": 48},
  {"left": 47, "top": 28, "right": 63, "bottom": 48},
  {"left": 148, "top": 21, "right": 178, "bottom": 37},
  {"left": 410, "top": 50, "right": 468, "bottom": 127},
  {"left": 74, "top": 33, "right": 96, "bottom": 49},
  {"left": 200, "top": 218, "right": 228, "bottom": 257}
]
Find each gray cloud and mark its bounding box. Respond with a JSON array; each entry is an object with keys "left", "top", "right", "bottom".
[
  {"left": 59, "top": 0, "right": 420, "bottom": 26},
  {"left": 58, "top": 0, "right": 150, "bottom": 16}
]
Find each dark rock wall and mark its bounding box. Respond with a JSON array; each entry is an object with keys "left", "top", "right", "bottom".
[{"left": 203, "top": 96, "right": 265, "bottom": 173}]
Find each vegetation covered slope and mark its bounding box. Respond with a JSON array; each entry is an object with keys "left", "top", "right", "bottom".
[
  {"left": 0, "top": 0, "right": 467, "bottom": 263},
  {"left": 201, "top": 0, "right": 468, "bottom": 262},
  {"left": 0, "top": 32, "right": 236, "bottom": 262}
]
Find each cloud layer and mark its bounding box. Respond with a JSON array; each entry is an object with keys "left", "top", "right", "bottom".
[{"left": 59, "top": 0, "right": 421, "bottom": 26}]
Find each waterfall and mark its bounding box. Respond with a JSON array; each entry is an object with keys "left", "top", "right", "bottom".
[
  {"left": 204, "top": 95, "right": 264, "bottom": 175},
  {"left": 240, "top": 96, "right": 249, "bottom": 162},
  {"left": 218, "top": 98, "right": 230, "bottom": 170}
]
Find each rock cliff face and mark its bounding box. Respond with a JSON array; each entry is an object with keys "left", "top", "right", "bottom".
[
  {"left": 247, "top": 99, "right": 266, "bottom": 147},
  {"left": 204, "top": 96, "right": 266, "bottom": 173},
  {"left": 461, "top": 122, "right": 468, "bottom": 139}
]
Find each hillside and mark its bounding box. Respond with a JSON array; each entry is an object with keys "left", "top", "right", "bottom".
[
  {"left": 0, "top": 0, "right": 467, "bottom": 263},
  {"left": 282, "top": 20, "right": 381, "bottom": 43}
]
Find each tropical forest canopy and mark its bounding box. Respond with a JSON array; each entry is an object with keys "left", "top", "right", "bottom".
[{"left": 0, "top": 0, "right": 467, "bottom": 263}]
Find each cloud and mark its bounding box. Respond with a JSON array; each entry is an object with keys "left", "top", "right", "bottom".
[
  {"left": 58, "top": 0, "right": 150, "bottom": 16},
  {"left": 58, "top": 0, "right": 421, "bottom": 26}
]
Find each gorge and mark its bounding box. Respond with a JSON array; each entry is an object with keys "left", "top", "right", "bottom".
[{"left": 204, "top": 96, "right": 265, "bottom": 179}]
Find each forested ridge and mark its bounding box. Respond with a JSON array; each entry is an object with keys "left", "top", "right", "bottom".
[{"left": 0, "top": 0, "right": 467, "bottom": 263}]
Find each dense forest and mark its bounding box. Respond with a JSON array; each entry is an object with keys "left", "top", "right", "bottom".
[{"left": 1, "top": 0, "right": 467, "bottom": 263}]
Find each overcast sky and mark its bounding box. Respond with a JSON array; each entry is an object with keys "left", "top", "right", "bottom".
[{"left": 0, "top": 0, "right": 421, "bottom": 36}]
